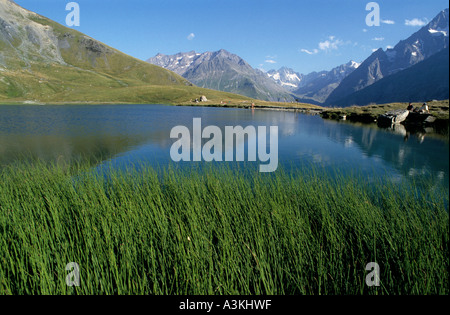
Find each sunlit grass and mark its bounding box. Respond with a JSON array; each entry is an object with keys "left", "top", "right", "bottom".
[{"left": 0, "top": 161, "right": 448, "bottom": 295}]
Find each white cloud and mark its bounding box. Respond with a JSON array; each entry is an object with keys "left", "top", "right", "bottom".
[
  {"left": 300, "top": 36, "right": 346, "bottom": 55},
  {"left": 363, "top": 29, "right": 368, "bottom": 33},
  {"left": 381, "top": 19, "right": 395, "bottom": 25},
  {"left": 318, "top": 36, "right": 343, "bottom": 51},
  {"left": 265, "top": 60, "right": 277, "bottom": 64},
  {"left": 300, "top": 48, "right": 319, "bottom": 55},
  {"left": 386, "top": 45, "right": 394, "bottom": 50},
  {"left": 405, "top": 18, "right": 427, "bottom": 27},
  {"left": 300, "top": 36, "right": 350, "bottom": 55},
  {"left": 372, "top": 37, "right": 385, "bottom": 41},
  {"left": 187, "top": 33, "right": 195, "bottom": 40}
]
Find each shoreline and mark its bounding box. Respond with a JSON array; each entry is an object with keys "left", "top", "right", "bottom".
[
  {"left": 320, "top": 100, "right": 449, "bottom": 121},
  {"left": 1, "top": 99, "right": 448, "bottom": 123},
  {"left": 0, "top": 100, "right": 325, "bottom": 115}
]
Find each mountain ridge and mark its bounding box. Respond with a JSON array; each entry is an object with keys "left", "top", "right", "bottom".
[
  {"left": 330, "top": 47, "right": 449, "bottom": 107},
  {"left": 326, "top": 8, "right": 449, "bottom": 106},
  {"left": 147, "top": 49, "right": 296, "bottom": 102},
  {"left": 2, "top": 0, "right": 448, "bottom": 108},
  {"left": 290, "top": 60, "right": 360, "bottom": 104},
  {"left": 265, "top": 60, "right": 361, "bottom": 104}
]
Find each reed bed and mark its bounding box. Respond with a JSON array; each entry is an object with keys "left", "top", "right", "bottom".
[{"left": 0, "top": 161, "right": 448, "bottom": 295}]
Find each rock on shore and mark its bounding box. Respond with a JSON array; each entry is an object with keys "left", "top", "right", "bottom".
[{"left": 377, "top": 110, "right": 410, "bottom": 126}]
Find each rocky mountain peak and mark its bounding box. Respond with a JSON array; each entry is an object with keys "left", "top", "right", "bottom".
[
  {"left": 429, "top": 8, "right": 449, "bottom": 32},
  {"left": 325, "top": 8, "right": 449, "bottom": 105},
  {"left": 147, "top": 49, "right": 295, "bottom": 102}
]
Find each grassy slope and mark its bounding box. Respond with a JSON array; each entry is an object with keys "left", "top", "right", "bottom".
[
  {"left": 0, "top": 162, "right": 448, "bottom": 295},
  {"left": 0, "top": 7, "right": 281, "bottom": 106}
]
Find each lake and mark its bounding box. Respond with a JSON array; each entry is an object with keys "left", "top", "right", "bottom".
[{"left": 0, "top": 104, "right": 448, "bottom": 189}]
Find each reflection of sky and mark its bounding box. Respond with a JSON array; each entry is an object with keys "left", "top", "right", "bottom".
[
  {"left": 280, "top": 123, "right": 399, "bottom": 179},
  {"left": 0, "top": 105, "right": 448, "bottom": 189}
]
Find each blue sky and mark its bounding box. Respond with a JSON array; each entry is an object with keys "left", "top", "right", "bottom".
[{"left": 15, "top": 0, "right": 449, "bottom": 74}]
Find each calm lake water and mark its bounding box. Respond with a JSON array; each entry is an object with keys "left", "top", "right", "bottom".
[{"left": 0, "top": 104, "right": 448, "bottom": 189}]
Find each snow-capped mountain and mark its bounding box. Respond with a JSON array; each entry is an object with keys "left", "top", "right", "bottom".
[
  {"left": 148, "top": 51, "right": 202, "bottom": 76},
  {"left": 326, "top": 8, "right": 449, "bottom": 106},
  {"left": 266, "top": 61, "right": 360, "bottom": 104},
  {"left": 147, "top": 50, "right": 295, "bottom": 102},
  {"left": 332, "top": 47, "right": 449, "bottom": 107},
  {"left": 293, "top": 60, "right": 360, "bottom": 104},
  {"left": 266, "top": 67, "right": 303, "bottom": 91}
]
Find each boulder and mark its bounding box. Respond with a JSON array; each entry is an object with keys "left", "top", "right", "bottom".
[
  {"left": 405, "top": 112, "right": 437, "bottom": 125},
  {"left": 377, "top": 109, "right": 409, "bottom": 126},
  {"left": 200, "top": 95, "right": 208, "bottom": 102}
]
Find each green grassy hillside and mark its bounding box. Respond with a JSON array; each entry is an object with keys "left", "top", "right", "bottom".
[{"left": 0, "top": 0, "right": 259, "bottom": 105}]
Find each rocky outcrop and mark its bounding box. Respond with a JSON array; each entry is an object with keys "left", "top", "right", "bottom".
[
  {"left": 405, "top": 112, "right": 437, "bottom": 124},
  {"left": 377, "top": 110, "right": 410, "bottom": 126},
  {"left": 378, "top": 109, "right": 440, "bottom": 128}
]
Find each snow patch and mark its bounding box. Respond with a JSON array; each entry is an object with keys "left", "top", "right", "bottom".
[
  {"left": 272, "top": 73, "right": 281, "bottom": 81},
  {"left": 350, "top": 61, "right": 361, "bottom": 68},
  {"left": 428, "top": 26, "right": 449, "bottom": 37},
  {"left": 280, "top": 82, "right": 298, "bottom": 88},
  {"left": 286, "top": 73, "right": 301, "bottom": 82}
]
